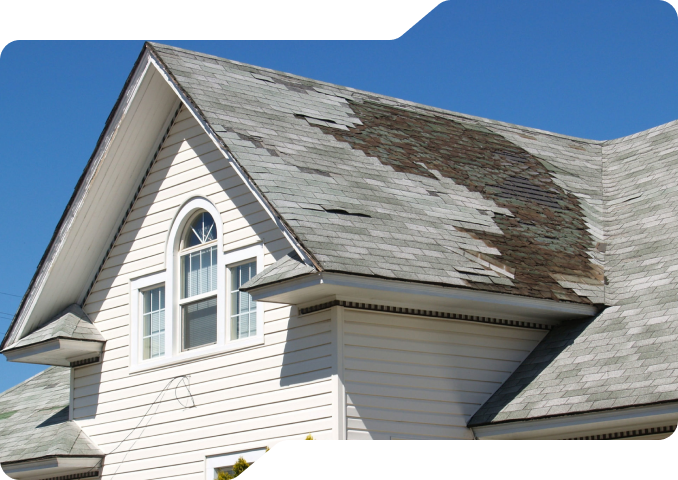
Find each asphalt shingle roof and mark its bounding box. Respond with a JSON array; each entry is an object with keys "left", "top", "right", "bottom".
[
  {"left": 243, "top": 251, "right": 317, "bottom": 290},
  {"left": 0, "top": 367, "right": 103, "bottom": 465},
  {"left": 149, "top": 42, "right": 604, "bottom": 306},
  {"left": 469, "top": 121, "right": 678, "bottom": 426},
  {"left": 146, "top": 43, "right": 677, "bottom": 423},
  {"left": 3, "top": 304, "right": 105, "bottom": 352}
]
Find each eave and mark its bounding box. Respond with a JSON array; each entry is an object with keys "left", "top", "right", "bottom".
[
  {"left": 246, "top": 271, "right": 599, "bottom": 325},
  {"left": 1, "top": 455, "right": 103, "bottom": 480},
  {"left": 2, "top": 338, "right": 104, "bottom": 367},
  {"left": 470, "top": 402, "right": 678, "bottom": 440},
  {"left": 1, "top": 44, "right": 179, "bottom": 349}
]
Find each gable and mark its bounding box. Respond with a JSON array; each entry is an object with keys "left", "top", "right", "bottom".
[
  {"left": 1, "top": 54, "right": 179, "bottom": 348},
  {"left": 82, "top": 105, "right": 294, "bottom": 328},
  {"left": 2, "top": 48, "right": 303, "bottom": 350}
]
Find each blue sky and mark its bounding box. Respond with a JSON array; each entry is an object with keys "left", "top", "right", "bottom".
[{"left": 0, "top": 0, "right": 676, "bottom": 393}]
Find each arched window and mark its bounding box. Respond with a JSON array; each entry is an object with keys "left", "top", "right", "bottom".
[
  {"left": 179, "top": 210, "right": 219, "bottom": 350},
  {"left": 130, "top": 196, "right": 264, "bottom": 370}
]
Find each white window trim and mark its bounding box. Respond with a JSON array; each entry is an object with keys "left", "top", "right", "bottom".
[
  {"left": 205, "top": 448, "right": 266, "bottom": 480},
  {"left": 128, "top": 197, "right": 264, "bottom": 373}
]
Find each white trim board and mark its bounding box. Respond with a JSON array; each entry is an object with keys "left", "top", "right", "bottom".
[{"left": 247, "top": 271, "right": 599, "bottom": 324}]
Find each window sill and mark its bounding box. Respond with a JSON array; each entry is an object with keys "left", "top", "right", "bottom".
[{"left": 128, "top": 334, "right": 264, "bottom": 374}]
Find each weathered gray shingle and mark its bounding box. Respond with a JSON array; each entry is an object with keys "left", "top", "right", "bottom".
[
  {"left": 145, "top": 43, "right": 677, "bottom": 423},
  {"left": 149, "top": 42, "right": 605, "bottom": 306},
  {"left": 469, "top": 121, "right": 678, "bottom": 426},
  {"left": 0, "top": 367, "right": 103, "bottom": 465},
  {"left": 3, "top": 304, "right": 105, "bottom": 352},
  {"left": 242, "top": 251, "right": 317, "bottom": 290}
]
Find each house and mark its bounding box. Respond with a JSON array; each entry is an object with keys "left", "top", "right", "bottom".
[{"left": 1, "top": 41, "right": 677, "bottom": 479}]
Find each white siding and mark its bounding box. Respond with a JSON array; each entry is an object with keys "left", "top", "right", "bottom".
[
  {"left": 341, "top": 309, "right": 547, "bottom": 440},
  {"left": 76, "top": 107, "right": 332, "bottom": 480}
]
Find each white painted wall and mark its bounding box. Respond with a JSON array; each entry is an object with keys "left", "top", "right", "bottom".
[
  {"left": 340, "top": 309, "right": 547, "bottom": 440},
  {"left": 75, "top": 107, "right": 333, "bottom": 480}
]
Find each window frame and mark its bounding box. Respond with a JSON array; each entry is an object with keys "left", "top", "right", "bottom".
[{"left": 128, "top": 197, "right": 264, "bottom": 373}]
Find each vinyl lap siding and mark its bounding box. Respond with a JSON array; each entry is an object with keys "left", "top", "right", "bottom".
[
  {"left": 75, "top": 107, "right": 332, "bottom": 479},
  {"left": 342, "top": 310, "right": 547, "bottom": 440}
]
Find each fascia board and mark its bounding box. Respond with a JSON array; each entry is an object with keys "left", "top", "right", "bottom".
[
  {"left": 1, "top": 45, "right": 156, "bottom": 350},
  {"left": 471, "top": 402, "right": 678, "bottom": 440},
  {"left": 248, "top": 271, "right": 598, "bottom": 322},
  {"left": 146, "top": 46, "right": 319, "bottom": 272}
]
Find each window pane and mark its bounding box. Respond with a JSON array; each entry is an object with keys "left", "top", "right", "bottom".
[
  {"left": 183, "top": 296, "right": 218, "bottom": 350},
  {"left": 181, "top": 245, "right": 217, "bottom": 299},
  {"left": 231, "top": 261, "right": 257, "bottom": 340},
  {"left": 142, "top": 286, "right": 165, "bottom": 360},
  {"left": 185, "top": 211, "right": 217, "bottom": 248}
]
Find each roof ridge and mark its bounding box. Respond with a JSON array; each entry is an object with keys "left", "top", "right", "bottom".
[{"left": 148, "top": 42, "right": 607, "bottom": 144}]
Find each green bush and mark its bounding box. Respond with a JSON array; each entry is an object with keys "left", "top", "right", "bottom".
[
  {"left": 216, "top": 456, "right": 249, "bottom": 479},
  {"left": 215, "top": 436, "right": 312, "bottom": 479}
]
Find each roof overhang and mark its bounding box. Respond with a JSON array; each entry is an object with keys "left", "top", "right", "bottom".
[
  {"left": 470, "top": 402, "right": 678, "bottom": 440},
  {"left": 247, "top": 272, "right": 599, "bottom": 324},
  {"left": 2, "top": 455, "right": 103, "bottom": 480},
  {"left": 2, "top": 338, "right": 104, "bottom": 367},
  {"left": 1, "top": 46, "right": 180, "bottom": 350}
]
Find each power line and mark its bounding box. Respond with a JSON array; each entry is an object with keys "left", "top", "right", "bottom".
[
  {"left": 0, "top": 291, "right": 21, "bottom": 298},
  {"left": 0, "top": 311, "right": 16, "bottom": 317}
]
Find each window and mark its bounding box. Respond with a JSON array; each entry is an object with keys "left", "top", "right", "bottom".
[
  {"left": 179, "top": 211, "right": 219, "bottom": 351},
  {"left": 142, "top": 286, "right": 165, "bottom": 359},
  {"left": 129, "top": 197, "right": 265, "bottom": 372},
  {"left": 230, "top": 261, "right": 257, "bottom": 339}
]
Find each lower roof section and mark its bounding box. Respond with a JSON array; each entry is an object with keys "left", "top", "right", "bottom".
[
  {"left": 2, "top": 305, "right": 104, "bottom": 366},
  {"left": 0, "top": 367, "right": 104, "bottom": 479}
]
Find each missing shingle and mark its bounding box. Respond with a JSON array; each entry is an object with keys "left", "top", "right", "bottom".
[
  {"left": 301, "top": 204, "right": 371, "bottom": 218},
  {"left": 236, "top": 132, "right": 264, "bottom": 148},
  {"left": 251, "top": 73, "right": 275, "bottom": 83},
  {"left": 321, "top": 206, "right": 371, "bottom": 218},
  {"left": 298, "top": 166, "right": 331, "bottom": 177},
  {"left": 426, "top": 190, "right": 441, "bottom": 197},
  {"left": 294, "top": 113, "right": 337, "bottom": 123}
]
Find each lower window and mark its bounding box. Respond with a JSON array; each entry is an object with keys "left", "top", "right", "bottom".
[{"left": 182, "top": 296, "right": 218, "bottom": 350}]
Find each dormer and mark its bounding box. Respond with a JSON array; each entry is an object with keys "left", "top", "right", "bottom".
[{"left": 1, "top": 304, "right": 105, "bottom": 367}]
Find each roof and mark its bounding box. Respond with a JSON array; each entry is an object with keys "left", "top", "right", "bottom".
[
  {"left": 243, "top": 251, "right": 317, "bottom": 290},
  {"left": 0, "top": 367, "right": 103, "bottom": 465},
  {"left": 2, "top": 42, "right": 676, "bottom": 428},
  {"left": 470, "top": 120, "right": 678, "bottom": 426},
  {"left": 149, "top": 42, "right": 605, "bottom": 306},
  {"left": 3, "top": 304, "right": 105, "bottom": 352}
]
